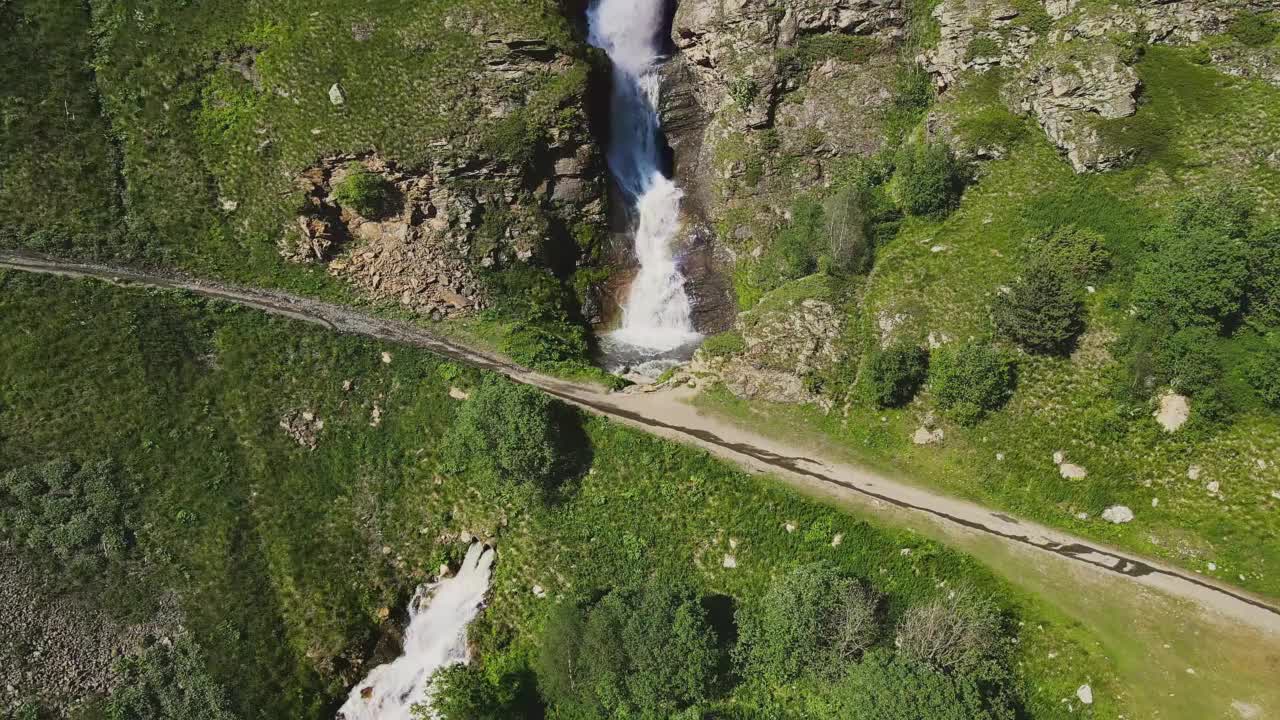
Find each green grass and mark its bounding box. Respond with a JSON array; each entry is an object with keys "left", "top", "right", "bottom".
[{"left": 0, "top": 273, "right": 1126, "bottom": 718}]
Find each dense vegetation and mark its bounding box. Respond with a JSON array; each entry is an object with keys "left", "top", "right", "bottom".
[
  {"left": 697, "top": 40, "right": 1280, "bottom": 599},
  {"left": 0, "top": 275, "right": 1118, "bottom": 718}
]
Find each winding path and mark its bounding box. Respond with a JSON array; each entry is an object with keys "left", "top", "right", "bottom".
[{"left": 4, "top": 248, "right": 1279, "bottom": 637}]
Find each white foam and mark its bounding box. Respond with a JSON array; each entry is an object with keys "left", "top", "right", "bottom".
[
  {"left": 336, "top": 544, "right": 495, "bottom": 720},
  {"left": 589, "top": 0, "right": 701, "bottom": 354}
]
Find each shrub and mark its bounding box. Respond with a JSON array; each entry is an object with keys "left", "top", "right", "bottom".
[
  {"left": 1032, "top": 225, "right": 1110, "bottom": 280},
  {"left": 1246, "top": 225, "right": 1280, "bottom": 326},
  {"left": 106, "top": 638, "right": 235, "bottom": 720},
  {"left": 1133, "top": 190, "right": 1252, "bottom": 330},
  {"left": 0, "top": 459, "right": 131, "bottom": 579},
  {"left": 819, "top": 649, "right": 1016, "bottom": 720},
  {"left": 334, "top": 165, "right": 395, "bottom": 219},
  {"left": 1229, "top": 12, "right": 1280, "bottom": 47},
  {"left": 928, "top": 343, "right": 1016, "bottom": 424},
  {"left": 768, "top": 198, "right": 826, "bottom": 282},
  {"left": 735, "top": 563, "right": 880, "bottom": 684},
  {"left": 1154, "top": 326, "right": 1224, "bottom": 397},
  {"left": 864, "top": 344, "right": 929, "bottom": 408},
  {"left": 895, "top": 143, "right": 964, "bottom": 217},
  {"left": 1247, "top": 333, "right": 1280, "bottom": 408},
  {"left": 441, "top": 377, "right": 568, "bottom": 499},
  {"left": 702, "top": 330, "right": 747, "bottom": 358},
  {"left": 895, "top": 587, "right": 1004, "bottom": 673},
  {"left": 428, "top": 663, "right": 532, "bottom": 720},
  {"left": 993, "top": 260, "right": 1085, "bottom": 354},
  {"left": 535, "top": 580, "right": 720, "bottom": 719}
]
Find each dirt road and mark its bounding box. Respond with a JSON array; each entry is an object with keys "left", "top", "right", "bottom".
[{"left": 4, "top": 249, "right": 1278, "bottom": 639}]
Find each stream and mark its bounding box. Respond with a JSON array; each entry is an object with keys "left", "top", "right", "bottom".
[
  {"left": 590, "top": 0, "right": 703, "bottom": 378},
  {"left": 336, "top": 543, "right": 496, "bottom": 720}
]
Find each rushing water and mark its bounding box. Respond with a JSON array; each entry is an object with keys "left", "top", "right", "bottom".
[
  {"left": 590, "top": 0, "right": 702, "bottom": 377},
  {"left": 337, "top": 544, "right": 496, "bottom": 720}
]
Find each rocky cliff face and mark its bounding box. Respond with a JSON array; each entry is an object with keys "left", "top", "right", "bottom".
[
  {"left": 282, "top": 32, "right": 606, "bottom": 320},
  {"left": 922, "top": 0, "right": 1277, "bottom": 170}
]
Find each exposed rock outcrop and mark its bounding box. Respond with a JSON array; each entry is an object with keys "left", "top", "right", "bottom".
[
  {"left": 1017, "top": 47, "right": 1141, "bottom": 171},
  {"left": 281, "top": 32, "right": 606, "bottom": 320}
]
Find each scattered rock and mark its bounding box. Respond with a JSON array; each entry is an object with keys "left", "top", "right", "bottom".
[
  {"left": 1059, "top": 463, "right": 1088, "bottom": 479},
  {"left": 1155, "top": 393, "right": 1191, "bottom": 432},
  {"left": 1208, "top": 562, "right": 1217, "bottom": 571},
  {"left": 995, "top": 452, "right": 1005, "bottom": 461},
  {"left": 449, "top": 387, "right": 470, "bottom": 400},
  {"left": 532, "top": 585, "right": 547, "bottom": 599},
  {"left": 1053, "top": 451, "right": 1066, "bottom": 464},
  {"left": 279, "top": 409, "right": 324, "bottom": 450},
  {"left": 1152, "top": 497, "right": 1159, "bottom": 508},
  {"left": 380, "top": 351, "right": 393, "bottom": 364},
  {"left": 329, "top": 82, "right": 346, "bottom": 106},
  {"left": 913, "top": 426, "right": 945, "bottom": 445},
  {"left": 1232, "top": 700, "right": 1263, "bottom": 719},
  {"left": 831, "top": 533, "right": 843, "bottom": 547},
  {"left": 722, "top": 554, "right": 738, "bottom": 569},
  {"left": 369, "top": 403, "right": 383, "bottom": 428},
  {"left": 1187, "top": 465, "right": 1202, "bottom": 481},
  {"left": 1076, "top": 684, "right": 1093, "bottom": 705},
  {"left": 784, "top": 522, "right": 796, "bottom": 533},
  {"left": 1207, "top": 481, "right": 1221, "bottom": 495},
  {"left": 1102, "top": 505, "right": 1134, "bottom": 524}
]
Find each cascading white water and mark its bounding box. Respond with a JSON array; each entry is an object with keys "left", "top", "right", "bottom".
[
  {"left": 337, "top": 544, "right": 496, "bottom": 720},
  {"left": 590, "top": 0, "right": 701, "bottom": 373}
]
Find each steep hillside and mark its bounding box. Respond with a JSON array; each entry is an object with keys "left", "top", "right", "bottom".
[{"left": 673, "top": 0, "right": 1280, "bottom": 597}]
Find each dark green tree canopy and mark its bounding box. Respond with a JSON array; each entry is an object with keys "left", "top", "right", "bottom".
[
  {"left": 441, "top": 376, "right": 571, "bottom": 500},
  {"left": 1133, "top": 189, "right": 1253, "bottom": 330},
  {"left": 993, "top": 260, "right": 1085, "bottom": 355},
  {"left": 534, "top": 580, "right": 720, "bottom": 719},
  {"left": 895, "top": 143, "right": 965, "bottom": 217},
  {"left": 928, "top": 343, "right": 1016, "bottom": 425},
  {"left": 864, "top": 344, "right": 929, "bottom": 408},
  {"left": 734, "top": 562, "right": 880, "bottom": 685},
  {"left": 817, "top": 649, "right": 1016, "bottom": 720}
]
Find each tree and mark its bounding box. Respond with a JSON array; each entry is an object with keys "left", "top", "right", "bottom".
[
  {"left": 1133, "top": 189, "right": 1253, "bottom": 330},
  {"left": 817, "top": 649, "right": 1016, "bottom": 720},
  {"left": 895, "top": 587, "right": 1003, "bottom": 673},
  {"left": 928, "top": 343, "right": 1016, "bottom": 425},
  {"left": 993, "top": 260, "right": 1085, "bottom": 354},
  {"left": 441, "top": 376, "right": 567, "bottom": 499},
  {"left": 534, "top": 581, "right": 720, "bottom": 719},
  {"left": 895, "top": 143, "right": 964, "bottom": 217},
  {"left": 735, "top": 563, "right": 880, "bottom": 685},
  {"left": 864, "top": 344, "right": 929, "bottom": 408}
]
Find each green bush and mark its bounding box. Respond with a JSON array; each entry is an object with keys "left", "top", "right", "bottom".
[
  {"left": 1228, "top": 12, "right": 1280, "bottom": 47},
  {"left": 928, "top": 343, "right": 1016, "bottom": 425},
  {"left": 993, "top": 260, "right": 1085, "bottom": 355},
  {"left": 702, "top": 330, "right": 747, "bottom": 358},
  {"left": 1246, "top": 225, "right": 1280, "bottom": 326},
  {"left": 1247, "top": 333, "right": 1280, "bottom": 408},
  {"left": 428, "top": 663, "right": 534, "bottom": 720},
  {"left": 1133, "top": 190, "right": 1252, "bottom": 330},
  {"left": 735, "top": 562, "right": 880, "bottom": 684},
  {"left": 441, "top": 377, "right": 569, "bottom": 500},
  {"left": 535, "top": 580, "right": 720, "bottom": 719},
  {"left": 767, "top": 198, "right": 826, "bottom": 282},
  {"left": 1032, "top": 225, "right": 1111, "bottom": 280},
  {"left": 1155, "top": 326, "right": 1225, "bottom": 397},
  {"left": 818, "top": 649, "right": 1016, "bottom": 720},
  {"left": 864, "top": 344, "right": 929, "bottom": 408},
  {"left": 895, "top": 143, "right": 965, "bottom": 217},
  {"left": 106, "top": 638, "right": 235, "bottom": 720},
  {"left": 334, "top": 166, "right": 395, "bottom": 219},
  {"left": 0, "top": 459, "right": 131, "bottom": 579}
]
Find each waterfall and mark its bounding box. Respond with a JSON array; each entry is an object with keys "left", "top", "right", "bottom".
[
  {"left": 590, "top": 0, "right": 701, "bottom": 375},
  {"left": 336, "top": 544, "right": 496, "bottom": 720}
]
